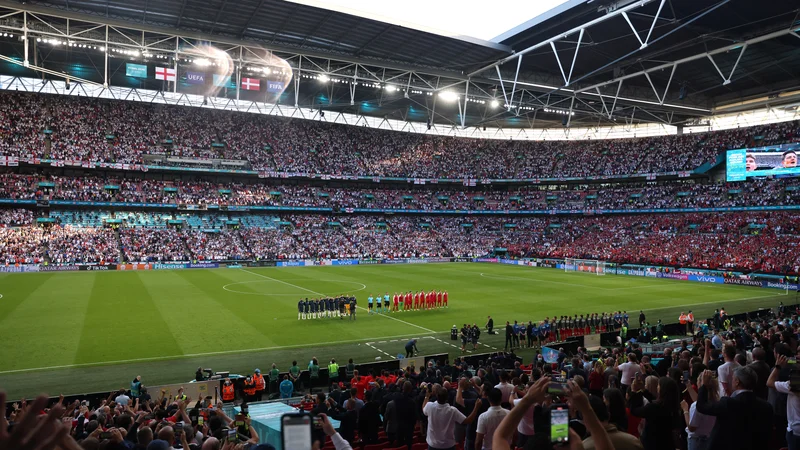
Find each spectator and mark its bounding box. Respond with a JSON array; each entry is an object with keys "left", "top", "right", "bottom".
[
  {"left": 768, "top": 355, "right": 800, "bottom": 450},
  {"left": 422, "top": 384, "right": 481, "bottom": 449},
  {"left": 475, "top": 388, "right": 509, "bottom": 450},
  {"left": 629, "top": 376, "right": 685, "bottom": 450},
  {"left": 584, "top": 395, "right": 644, "bottom": 450},
  {"left": 696, "top": 367, "right": 773, "bottom": 450}
]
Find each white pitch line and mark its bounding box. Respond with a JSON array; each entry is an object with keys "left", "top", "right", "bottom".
[
  {"left": 642, "top": 293, "right": 783, "bottom": 314},
  {"left": 240, "top": 268, "right": 436, "bottom": 334},
  {"left": 0, "top": 331, "right": 438, "bottom": 375}
]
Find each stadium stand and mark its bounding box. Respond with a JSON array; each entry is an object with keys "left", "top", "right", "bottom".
[{"left": 3, "top": 0, "right": 800, "bottom": 447}]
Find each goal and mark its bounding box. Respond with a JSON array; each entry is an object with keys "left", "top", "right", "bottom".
[{"left": 564, "top": 258, "right": 613, "bottom": 275}]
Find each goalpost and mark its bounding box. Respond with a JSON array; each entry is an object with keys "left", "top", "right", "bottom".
[{"left": 564, "top": 258, "right": 613, "bottom": 275}]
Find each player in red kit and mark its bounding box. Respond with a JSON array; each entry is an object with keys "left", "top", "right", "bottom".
[
  {"left": 436, "top": 291, "right": 443, "bottom": 308},
  {"left": 393, "top": 293, "right": 399, "bottom": 312},
  {"left": 443, "top": 290, "right": 448, "bottom": 307}
]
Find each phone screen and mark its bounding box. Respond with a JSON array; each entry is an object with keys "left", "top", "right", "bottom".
[
  {"left": 227, "top": 429, "right": 237, "bottom": 442},
  {"left": 547, "top": 382, "right": 567, "bottom": 395},
  {"left": 100, "top": 431, "right": 112, "bottom": 440},
  {"left": 281, "top": 414, "right": 312, "bottom": 450},
  {"left": 197, "top": 416, "right": 204, "bottom": 426},
  {"left": 683, "top": 371, "right": 691, "bottom": 385},
  {"left": 550, "top": 405, "right": 569, "bottom": 444},
  {"left": 312, "top": 416, "right": 323, "bottom": 429}
]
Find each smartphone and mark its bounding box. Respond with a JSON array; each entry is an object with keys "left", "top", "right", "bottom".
[
  {"left": 227, "top": 428, "right": 237, "bottom": 442},
  {"left": 197, "top": 416, "right": 204, "bottom": 426},
  {"left": 550, "top": 404, "right": 569, "bottom": 445},
  {"left": 682, "top": 370, "right": 691, "bottom": 385},
  {"left": 281, "top": 413, "right": 312, "bottom": 450},
  {"left": 547, "top": 382, "right": 568, "bottom": 395},
  {"left": 312, "top": 415, "right": 323, "bottom": 430},
  {"left": 174, "top": 422, "right": 183, "bottom": 432},
  {"left": 100, "top": 431, "right": 113, "bottom": 440},
  {"left": 789, "top": 358, "right": 797, "bottom": 365}
]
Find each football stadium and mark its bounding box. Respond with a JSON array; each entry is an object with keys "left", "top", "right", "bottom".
[{"left": 0, "top": 0, "right": 799, "bottom": 449}]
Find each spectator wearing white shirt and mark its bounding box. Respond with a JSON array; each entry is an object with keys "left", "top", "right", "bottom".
[
  {"left": 114, "top": 389, "right": 130, "bottom": 407},
  {"left": 717, "top": 344, "right": 741, "bottom": 397},
  {"left": 422, "top": 384, "right": 481, "bottom": 450},
  {"left": 512, "top": 379, "right": 537, "bottom": 447},
  {"left": 618, "top": 353, "right": 641, "bottom": 393},
  {"left": 768, "top": 354, "right": 800, "bottom": 450},
  {"left": 476, "top": 388, "right": 510, "bottom": 450},
  {"left": 683, "top": 374, "right": 718, "bottom": 450},
  {"left": 494, "top": 371, "right": 515, "bottom": 406}
]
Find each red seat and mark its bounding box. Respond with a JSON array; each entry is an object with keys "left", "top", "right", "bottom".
[{"left": 364, "top": 443, "right": 389, "bottom": 450}]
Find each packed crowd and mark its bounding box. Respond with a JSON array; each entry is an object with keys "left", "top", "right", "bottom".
[
  {"left": 43, "top": 226, "right": 119, "bottom": 264},
  {"left": 6, "top": 304, "right": 798, "bottom": 450},
  {"left": 1, "top": 91, "right": 798, "bottom": 178},
  {"left": 0, "top": 208, "right": 34, "bottom": 226},
  {"left": 1, "top": 211, "right": 799, "bottom": 273},
  {"left": 4, "top": 171, "right": 800, "bottom": 212}
]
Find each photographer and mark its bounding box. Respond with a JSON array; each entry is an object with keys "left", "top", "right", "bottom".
[{"left": 767, "top": 354, "right": 800, "bottom": 450}]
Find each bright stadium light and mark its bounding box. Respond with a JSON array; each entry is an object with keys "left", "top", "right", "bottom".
[
  {"left": 490, "top": 99, "right": 499, "bottom": 108},
  {"left": 194, "top": 58, "right": 212, "bottom": 66},
  {"left": 318, "top": 74, "right": 330, "bottom": 83},
  {"left": 438, "top": 91, "right": 459, "bottom": 102}
]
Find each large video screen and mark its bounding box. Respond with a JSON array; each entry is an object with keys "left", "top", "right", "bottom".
[{"left": 727, "top": 143, "right": 800, "bottom": 181}]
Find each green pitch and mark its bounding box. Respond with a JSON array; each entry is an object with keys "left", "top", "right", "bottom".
[{"left": 0, "top": 263, "right": 786, "bottom": 399}]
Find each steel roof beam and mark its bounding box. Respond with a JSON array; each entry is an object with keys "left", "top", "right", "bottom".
[
  {"left": 467, "top": 0, "right": 658, "bottom": 78},
  {"left": 575, "top": 27, "right": 795, "bottom": 95}
]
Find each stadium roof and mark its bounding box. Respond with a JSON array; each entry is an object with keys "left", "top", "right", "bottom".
[{"left": 0, "top": 0, "right": 798, "bottom": 130}]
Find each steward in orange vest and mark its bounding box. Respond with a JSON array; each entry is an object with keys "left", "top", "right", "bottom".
[
  {"left": 222, "top": 378, "right": 235, "bottom": 402},
  {"left": 253, "top": 369, "right": 266, "bottom": 401},
  {"left": 243, "top": 376, "right": 257, "bottom": 401}
]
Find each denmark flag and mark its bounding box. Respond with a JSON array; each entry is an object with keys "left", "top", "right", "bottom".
[
  {"left": 155, "top": 67, "right": 176, "bottom": 81},
  {"left": 241, "top": 77, "right": 260, "bottom": 91}
]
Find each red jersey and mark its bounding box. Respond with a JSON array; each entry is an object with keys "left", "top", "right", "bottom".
[
  {"left": 393, "top": 295, "right": 399, "bottom": 306},
  {"left": 351, "top": 377, "right": 366, "bottom": 400},
  {"left": 443, "top": 292, "right": 448, "bottom": 303},
  {"left": 437, "top": 292, "right": 442, "bottom": 303}
]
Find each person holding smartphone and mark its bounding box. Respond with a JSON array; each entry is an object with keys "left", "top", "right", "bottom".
[{"left": 492, "top": 377, "right": 615, "bottom": 450}]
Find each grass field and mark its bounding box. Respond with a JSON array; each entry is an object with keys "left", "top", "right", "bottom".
[{"left": 0, "top": 262, "right": 787, "bottom": 400}]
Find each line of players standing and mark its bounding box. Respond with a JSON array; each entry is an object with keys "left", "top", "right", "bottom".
[
  {"left": 504, "top": 311, "right": 633, "bottom": 350},
  {"left": 369, "top": 290, "right": 448, "bottom": 312},
  {"left": 297, "top": 296, "right": 358, "bottom": 320}
]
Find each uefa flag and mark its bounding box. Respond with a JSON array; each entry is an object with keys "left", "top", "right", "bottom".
[
  {"left": 155, "top": 67, "right": 176, "bottom": 81},
  {"left": 241, "top": 77, "right": 260, "bottom": 91},
  {"left": 542, "top": 346, "right": 560, "bottom": 364},
  {"left": 213, "top": 74, "right": 234, "bottom": 88}
]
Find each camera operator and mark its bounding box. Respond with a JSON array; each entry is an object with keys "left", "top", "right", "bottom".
[{"left": 767, "top": 354, "right": 800, "bottom": 450}]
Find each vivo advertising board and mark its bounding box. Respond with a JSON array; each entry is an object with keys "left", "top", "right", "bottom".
[
  {"left": 688, "top": 275, "right": 724, "bottom": 284},
  {"left": 332, "top": 259, "right": 359, "bottom": 266}
]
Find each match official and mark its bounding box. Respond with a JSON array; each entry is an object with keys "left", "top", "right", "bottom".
[{"left": 405, "top": 339, "right": 418, "bottom": 358}]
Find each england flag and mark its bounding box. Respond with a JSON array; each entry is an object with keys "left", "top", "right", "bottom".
[{"left": 155, "top": 67, "right": 176, "bottom": 82}]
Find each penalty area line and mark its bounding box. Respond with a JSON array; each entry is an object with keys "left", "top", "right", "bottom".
[
  {"left": 240, "top": 268, "right": 436, "bottom": 334},
  {"left": 0, "top": 331, "right": 440, "bottom": 375}
]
